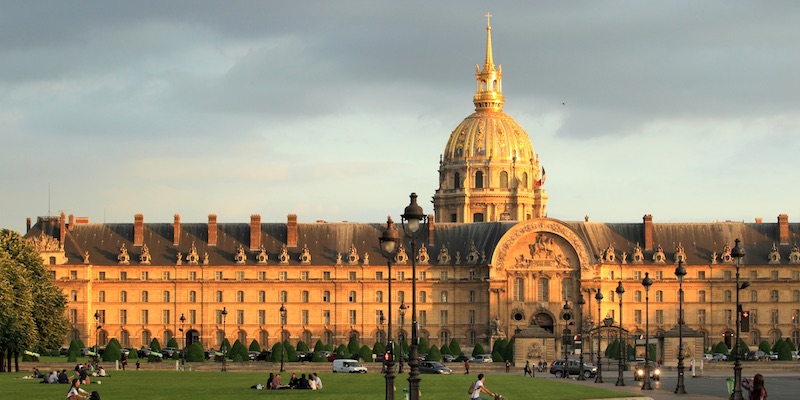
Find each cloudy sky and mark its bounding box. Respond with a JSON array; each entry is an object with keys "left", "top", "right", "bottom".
[{"left": 2, "top": 1, "right": 799, "bottom": 232}]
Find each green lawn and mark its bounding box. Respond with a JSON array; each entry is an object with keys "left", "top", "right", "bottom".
[{"left": 8, "top": 369, "right": 638, "bottom": 400}]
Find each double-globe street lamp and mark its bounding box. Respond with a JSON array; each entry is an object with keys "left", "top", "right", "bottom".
[
  {"left": 561, "top": 301, "right": 572, "bottom": 379},
  {"left": 280, "top": 304, "right": 287, "bottom": 372},
  {"left": 221, "top": 307, "right": 228, "bottom": 372},
  {"left": 399, "top": 193, "right": 426, "bottom": 400},
  {"left": 641, "top": 273, "right": 653, "bottom": 391},
  {"left": 731, "top": 239, "right": 747, "bottom": 400},
  {"left": 594, "top": 290, "right": 604, "bottom": 384},
  {"left": 94, "top": 310, "right": 102, "bottom": 369},
  {"left": 398, "top": 301, "right": 407, "bottom": 373},
  {"left": 379, "top": 216, "right": 400, "bottom": 400},
  {"left": 674, "top": 261, "right": 687, "bottom": 394},
  {"left": 615, "top": 281, "right": 625, "bottom": 387},
  {"left": 179, "top": 313, "right": 186, "bottom": 370},
  {"left": 577, "top": 294, "right": 586, "bottom": 381}
]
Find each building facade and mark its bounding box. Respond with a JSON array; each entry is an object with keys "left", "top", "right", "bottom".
[{"left": 26, "top": 20, "right": 800, "bottom": 360}]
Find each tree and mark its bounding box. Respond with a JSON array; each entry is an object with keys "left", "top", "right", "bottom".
[
  {"left": 249, "top": 340, "right": 260, "bottom": 352},
  {"left": 270, "top": 342, "right": 285, "bottom": 363},
  {"left": 759, "top": 340, "right": 771, "bottom": 354},
  {"left": 448, "top": 339, "right": 462, "bottom": 358},
  {"left": 150, "top": 338, "right": 162, "bottom": 352},
  {"left": 472, "top": 343, "right": 486, "bottom": 357},
  {"left": 166, "top": 338, "right": 178, "bottom": 349},
  {"left": 358, "top": 345, "right": 372, "bottom": 362},
  {"left": 427, "top": 345, "right": 442, "bottom": 361},
  {"left": 314, "top": 340, "right": 325, "bottom": 352},
  {"left": 296, "top": 340, "right": 309, "bottom": 353},
  {"left": 103, "top": 339, "right": 121, "bottom": 362},
  {"left": 504, "top": 338, "right": 515, "bottom": 361},
  {"left": 0, "top": 230, "right": 69, "bottom": 371},
  {"left": 347, "top": 337, "right": 360, "bottom": 356},
  {"left": 440, "top": 343, "right": 452, "bottom": 356},
  {"left": 185, "top": 342, "right": 205, "bottom": 362}
]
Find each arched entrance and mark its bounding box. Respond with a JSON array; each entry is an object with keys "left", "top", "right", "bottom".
[
  {"left": 185, "top": 329, "right": 200, "bottom": 348},
  {"left": 532, "top": 313, "right": 555, "bottom": 334}
]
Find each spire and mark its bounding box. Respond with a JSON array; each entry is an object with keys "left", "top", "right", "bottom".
[{"left": 473, "top": 12, "right": 504, "bottom": 112}]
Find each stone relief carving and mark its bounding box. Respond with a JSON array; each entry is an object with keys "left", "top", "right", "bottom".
[
  {"left": 300, "top": 244, "right": 312, "bottom": 265},
  {"left": 789, "top": 244, "right": 800, "bottom": 264},
  {"left": 417, "top": 244, "right": 429, "bottom": 265},
  {"left": 279, "top": 246, "right": 290, "bottom": 265},
  {"left": 437, "top": 245, "right": 451, "bottom": 265},
  {"left": 768, "top": 242, "right": 781, "bottom": 264},
  {"left": 117, "top": 243, "right": 130, "bottom": 265},
  {"left": 674, "top": 242, "right": 686, "bottom": 263},
  {"left": 234, "top": 245, "right": 246, "bottom": 264},
  {"left": 493, "top": 220, "right": 591, "bottom": 271},
  {"left": 139, "top": 244, "right": 151, "bottom": 265},
  {"left": 653, "top": 245, "right": 666, "bottom": 264},
  {"left": 29, "top": 232, "right": 62, "bottom": 252}
]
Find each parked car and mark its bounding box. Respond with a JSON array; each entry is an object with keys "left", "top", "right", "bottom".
[
  {"left": 419, "top": 361, "right": 453, "bottom": 374},
  {"left": 549, "top": 359, "right": 597, "bottom": 378},
  {"left": 255, "top": 350, "right": 272, "bottom": 361},
  {"left": 711, "top": 353, "right": 728, "bottom": 362},
  {"left": 59, "top": 347, "right": 69, "bottom": 357},
  {"left": 441, "top": 354, "right": 456, "bottom": 363},
  {"left": 703, "top": 354, "right": 713, "bottom": 361},
  {"left": 769, "top": 352, "right": 779, "bottom": 361},
  {"left": 473, "top": 354, "right": 493, "bottom": 363},
  {"left": 120, "top": 348, "right": 131, "bottom": 357},
  {"left": 745, "top": 351, "right": 767, "bottom": 361},
  {"left": 455, "top": 354, "right": 474, "bottom": 362},
  {"left": 248, "top": 351, "right": 260, "bottom": 361},
  {"left": 161, "top": 347, "right": 178, "bottom": 358},
  {"left": 138, "top": 348, "right": 153, "bottom": 358},
  {"left": 634, "top": 361, "right": 661, "bottom": 381},
  {"left": 332, "top": 359, "right": 367, "bottom": 373}
]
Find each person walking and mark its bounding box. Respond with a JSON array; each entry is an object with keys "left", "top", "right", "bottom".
[
  {"left": 524, "top": 360, "right": 533, "bottom": 377},
  {"left": 464, "top": 359, "right": 470, "bottom": 375},
  {"left": 742, "top": 373, "right": 767, "bottom": 400},
  {"left": 469, "top": 373, "right": 496, "bottom": 400},
  {"left": 505, "top": 359, "right": 510, "bottom": 373}
]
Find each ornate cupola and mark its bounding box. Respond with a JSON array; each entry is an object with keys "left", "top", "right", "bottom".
[{"left": 433, "top": 14, "right": 547, "bottom": 223}]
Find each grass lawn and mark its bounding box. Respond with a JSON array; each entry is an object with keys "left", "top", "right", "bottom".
[{"left": 8, "top": 369, "right": 639, "bottom": 400}]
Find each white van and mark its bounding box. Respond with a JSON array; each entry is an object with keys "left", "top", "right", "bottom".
[{"left": 332, "top": 359, "right": 368, "bottom": 373}]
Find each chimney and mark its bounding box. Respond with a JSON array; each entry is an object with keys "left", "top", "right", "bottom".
[
  {"left": 173, "top": 214, "right": 181, "bottom": 246},
  {"left": 59, "top": 212, "right": 66, "bottom": 245},
  {"left": 427, "top": 214, "right": 435, "bottom": 247},
  {"left": 26, "top": 218, "right": 31, "bottom": 232},
  {"left": 287, "top": 214, "right": 298, "bottom": 248},
  {"left": 68, "top": 214, "right": 75, "bottom": 231},
  {"left": 755, "top": 217, "right": 763, "bottom": 224},
  {"left": 134, "top": 214, "right": 144, "bottom": 246},
  {"left": 208, "top": 214, "right": 218, "bottom": 246},
  {"left": 643, "top": 214, "right": 653, "bottom": 251},
  {"left": 778, "top": 214, "right": 789, "bottom": 245},
  {"left": 250, "top": 214, "right": 261, "bottom": 250}
]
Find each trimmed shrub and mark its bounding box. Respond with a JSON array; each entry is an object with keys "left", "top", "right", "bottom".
[
  {"left": 221, "top": 338, "right": 231, "bottom": 354},
  {"left": 270, "top": 342, "right": 285, "bottom": 363},
  {"left": 491, "top": 350, "right": 504, "bottom": 362},
  {"left": 296, "top": 340, "right": 309, "bottom": 353},
  {"left": 418, "top": 337, "right": 429, "bottom": 356},
  {"left": 150, "top": 338, "right": 162, "bottom": 352},
  {"left": 284, "top": 340, "right": 298, "bottom": 362},
  {"left": 167, "top": 338, "right": 179, "bottom": 349},
  {"left": 427, "top": 345, "right": 442, "bottom": 361},
  {"left": 249, "top": 340, "right": 260, "bottom": 352},
  {"left": 314, "top": 340, "right": 325, "bottom": 352},
  {"left": 103, "top": 340, "right": 121, "bottom": 362},
  {"left": 358, "top": 345, "right": 372, "bottom": 362},
  {"left": 472, "top": 343, "right": 486, "bottom": 357},
  {"left": 449, "top": 339, "right": 462, "bottom": 358},
  {"left": 348, "top": 337, "right": 360, "bottom": 356},
  {"left": 186, "top": 342, "right": 205, "bottom": 362},
  {"left": 233, "top": 353, "right": 244, "bottom": 362},
  {"left": 759, "top": 340, "right": 771, "bottom": 354},
  {"left": 372, "top": 341, "right": 386, "bottom": 355},
  {"left": 504, "top": 338, "right": 515, "bottom": 361},
  {"left": 440, "top": 344, "right": 452, "bottom": 357},
  {"left": 336, "top": 344, "right": 348, "bottom": 358},
  {"left": 68, "top": 340, "right": 80, "bottom": 362},
  {"left": 77, "top": 340, "right": 86, "bottom": 350},
  {"left": 312, "top": 352, "right": 328, "bottom": 362}
]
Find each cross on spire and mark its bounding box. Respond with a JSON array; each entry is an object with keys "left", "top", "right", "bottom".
[{"left": 485, "top": 12, "right": 492, "bottom": 27}]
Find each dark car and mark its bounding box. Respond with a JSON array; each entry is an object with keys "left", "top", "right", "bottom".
[
  {"left": 59, "top": 347, "right": 69, "bottom": 357},
  {"left": 419, "top": 361, "right": 453, "bottom": 374},
  {"left": 161, "top": 347, "right": 178, "bottom": 358},
  {"left": 549, "top": 359, "right": 597, "bottom": 378},
  {"left": 455, "top": 354, "right": 474, "bottom": 362},
  {"left": 138, "top": 348, "right": 152, "bottom": 358},
  {"left": 255, "top": 350, "right": 272, "bottom": 361},
  {"left": 441, "top": 354, "right": 456, "bottom": 362}
]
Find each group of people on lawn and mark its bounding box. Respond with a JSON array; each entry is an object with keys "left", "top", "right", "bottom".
[{"left": 265, "top": 372, "right": 322, "bottom": 390}]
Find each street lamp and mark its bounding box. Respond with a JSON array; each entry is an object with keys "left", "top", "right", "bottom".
[
  {"left": 399, "top": 192, "right": 427, "bottom": 400},
  {"left": 674, "top": 260, "right": 687, "bottom": 394},
  {"left": 561, "top": 300, "right": 572, "bottom": 379},
  {"left": 730, "top": 239, "right": 746, "bottom": 400},
  {"left": 379, "top": 216, "right": 400, "bottom": 400},
  {"left": 615, "top": 280, "right": 625, "bottom": 386},
  {"left": 577, "top": 294, "right": 586, "bottom": 380},
  {"left": 280, "top": 304, "right": 287, "bottom": 372},
  {"left": 179, "top": 313, "right": 186, "bottom": 370},
  {"left": 398, "top": 301, "right": 407, "bottom": 373},
  {"left": 641, "top": 273, "right": 653, "bottom": 391},
  {"left": 221, "top": 307, "right": 227, "bottom": 372},
  {"left": 594, "top": 290, "right": 604, "bottom": 383},
  {"left": 93, "top": 310, "right": 102, "bottom": 369}
]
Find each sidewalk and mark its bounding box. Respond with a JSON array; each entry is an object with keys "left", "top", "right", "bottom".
[{"left": 558, "top": 375, "right": 726, "bottom": 400}]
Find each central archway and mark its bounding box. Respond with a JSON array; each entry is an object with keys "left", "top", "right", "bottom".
[{"left": 533, "top": 313, "right": 555, "bottom": 334}]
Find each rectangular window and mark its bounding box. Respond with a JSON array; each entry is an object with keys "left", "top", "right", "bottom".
[
  {"left": 189, "top": 271, "right": 197, "bottom": 281},
  {"left": 469, "top": 310, "right": 475, "bottom": 325},
  {"left": 772, "top": 309, "right": 780, "bottom": 324},
  {"left": 698, "top": 271, "right": 706, "bottom": 280},
  {"left": 141, "top": 271, "right": 148, "bottom": 280},
  {"left": 70, "top": 270, "right": 77, "bottom": 280},
  {"left": 655, "top": 271, "right": 663, "bottom": 280},
  {"left": 375, "top": 271, "right": 383, "bottom": 281},
  {"left": 323, "top": 310, "right": 331, "bottom": 325},
  {"left": 469, "top": 269, "right": 476, "bottom": 280},
  {"left": 162, "top": 310, "right": 170, "bottom": 324},
  {"left": 237, "top": 310, "right": 244, "bottom": 325},
  {"left": 69, "top": 309, "right": 77, "bottom": 323},
  {"left": 97, "top": 310, "right": 106, "bottom": 324},
  {"left": 302, "top": 291, "right": 309, "bottom": 303},
  {"left": 440, "top": 310, "right": 448, "bottom": 325},
  {"left": 655, "top": 310, "right": 664, "bottom": 324},
  {"left": 236, "top": 271, "right": 244, "bottom": 281},
  {"left": 634, "top": 291, "right": 642, "bottom": 302},
  {"left": 699, "top": 290, "right": 706, "bottom": 302},
  {"left": 162, "top": 291, "right": 170, "bottom": 302},
  {"left": 279, "top": 271, "right": 287, "bottom": 281},
  {"left": 215, "top": 271, "right": 223, "bottom": 281},
  {"left": 162, "top": 271, "right": 170, "bottom": 280},
  {"left": 470, "top": 291, "right": 476, "bottom": 303},
  {"left": 258, "top": 310, "right": 266, "bottom": 325},
  {"left": 301, "top": 271, "right": 309, "bottom": 281},
  {"left": 419, "top": 310, "right": 427, "bottom": 327},
  {"left": 323, "top": 271, "right": 331, "bottom": 281},
  {"left": 725, "top": 309, "right": 733, "bottom": 324},
  {"left": 772, "top": 270, "right": 779, "bottom": 280},
  {"left": 349, "top": 271, "right": 357, "bottom": 281},
  {"left": 634, "top": 310, "right": 642, "bottom": 324},
  {"left": 120, "top": 291, "right": 127, "bottom": 302},
  {"left": 655, "top": 290, "right": 663, "bottom": 302},
  {"left": 141, "top": 291, "right": 149, "bottom": 302},
  {"left": 98, "top": 291, "right": 105, "bottom": 302},
  {"left": 280, "top": 291, "right": 287, "bottom": 302},
  {"left": 99, "top": 271, "right": 106, "bottom": 280},
  {"left": 258, "top": 271, "right": 266, "bottom": 281},
  {"left": 141, "top": 310, "right": 149, "bottom": 324},
  {"left": 698, "top": 309, "right": 706, "bottom": 326},
  {"left": 397, "top": 271, "right": 405, "bottom": 281},
  {"left": 120, "top": 309, "right": 127, "bottom": 324},
  {"left": 793, "top": 309, "right": 800, "bottom": 325},
  {"left": 419, "top": 271, "right": 426, "bottom": 281},
  {"left": 215, "top": 310, "right": 223, "bottom": 324},
  {"left": 323, "top": 291, "right": 330, "bottom": 302},
  {"left": 189, "top": 310, "right": 197, "bottom": 325},
  {"left": 189, "top": 291, "right": 196, "bottom": 302},
  {"left": 120, "top": 271, "right": 127, "bottom": 281},
  {"left": 440, "top": 271, "right": 448, "bottom": 281},
  {"left": 397, "top": 291, "right": 405, "bottom": 303},
  {"left": 349, "top": 310, "right": 357, "bottom": 325},
  {"left": 724, "top": 270, "right": 732, "bottom": 280},
  {"left": 302, "top": 310, "right": 309, "bottom": 325},
  {"left": 793, "top": 271, "right": 800, "bottom": 280},
  {"left": 633, "top": 271, "right": 642, "bottom": 280},
  {"left": 441, "top": 291, "right": 448, "bottom": 303}
]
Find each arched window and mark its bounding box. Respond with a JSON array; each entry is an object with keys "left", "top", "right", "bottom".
[
  {"left": 188, "top": 291, "right": 196, "bottom": 302},
  {"left": 513, "top": 278, "right": 524, "bottom": 302},
  {"left": 440, "top": 330, "right": 450, "bottom": 345},
  {"left": 142, "top": 330, "right": 151, "bottom": 346},
  {"left": 238, "top": 331, "right": 247, "bottom": 344},
  {"left": 500, "top": 171, "right": 509, "bottom": 188},
  {"left": 120, "top": 330, "right": 130, "bottom": 347},
  {"left": 302, "top": 330, "right": 312, "bottom": 345},
  {"left": 521, "top": 172, "right": 528, "bottom": 188},
  {"left": 259, "top": 331, "right": 269, "bottom": 348},
  {"left": 376, "top": 291, "right": 383, "bottom": 302},
  {"left": 163, "top": 330, "right": 173, "bottom": 344},
  {"left": 324, "top": 331, "right": 334, "bottom": 345},
  {"left": 349, "top": 291, "right": 357, "bottom": 302},
  {"left": 258, "top": 291, "right": 266, "bottom": 303},
  {"left": 538, "top": 278, "right": 550, "bottom": 301},
  {"left": 216, "top": 330, "right": 225, "bottom": 347},
  {"left": 280, "top": 291, "right": 288, "bottom": 302},
  {"left": 419, "top": 291, "right": 427, "bottom": 303},
  {"left": 141, "top": 291, "right": 149, "bottom": 302},
  {"left": 215, "top": 291, "right": 223, "bottom": 302},
  {"left": 454, "top": 172, "right": 461, "bottom": 189},
  {"left": 475, "top": 171, "right": 484, "bottom": 188}
]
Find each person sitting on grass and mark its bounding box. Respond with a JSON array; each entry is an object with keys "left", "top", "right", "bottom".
[
  {"left": 67, "top": 378, "right": 89, "bottom": 400},
  {"left": 311, "top": 373, "right": 322, "bottom": 390},
  {"left": 59, "top": 370, "right": 70, "bottom": 384}
]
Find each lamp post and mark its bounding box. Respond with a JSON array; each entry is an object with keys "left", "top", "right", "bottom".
[
  {"left": 595, "top": 290, "right": 604, "bottom": 383},
  {"left": 221, "top": 307, "right": 227, "bottom": 372},
  {"left": 641, "top": 273, "right": 653, "bottom": 390},
  {"left": 379, "top": 216, "right": 400, "bottom": 400},
  {"left": 615, "top": 280, "right": 625, "bottom": 386},
  {"left": 179, "top": 313, "right": 186, "bottom": 370},
  {"left": 674, "top": 261, "right": 687, "bottom": 394},
  {"left": 577, "top": 294, "right": 586, "bottom": 380},
  {"left": 280, "top": 304, "right": 287, "bottom": 372},
  {"left": 730, "top": 239, "right": 746, "bottom": 400},
  {"left": 93, "top": 310, "right": 102, "bottom": 369},
  {"left": 561, "top": 300, "right": 572, "bottom": 379},
  {"left": 398, "top": 301, "right": 407, "bottom": 373},
  {"left": 400, "top": 192, "right": 426, "bottom": 400}
]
